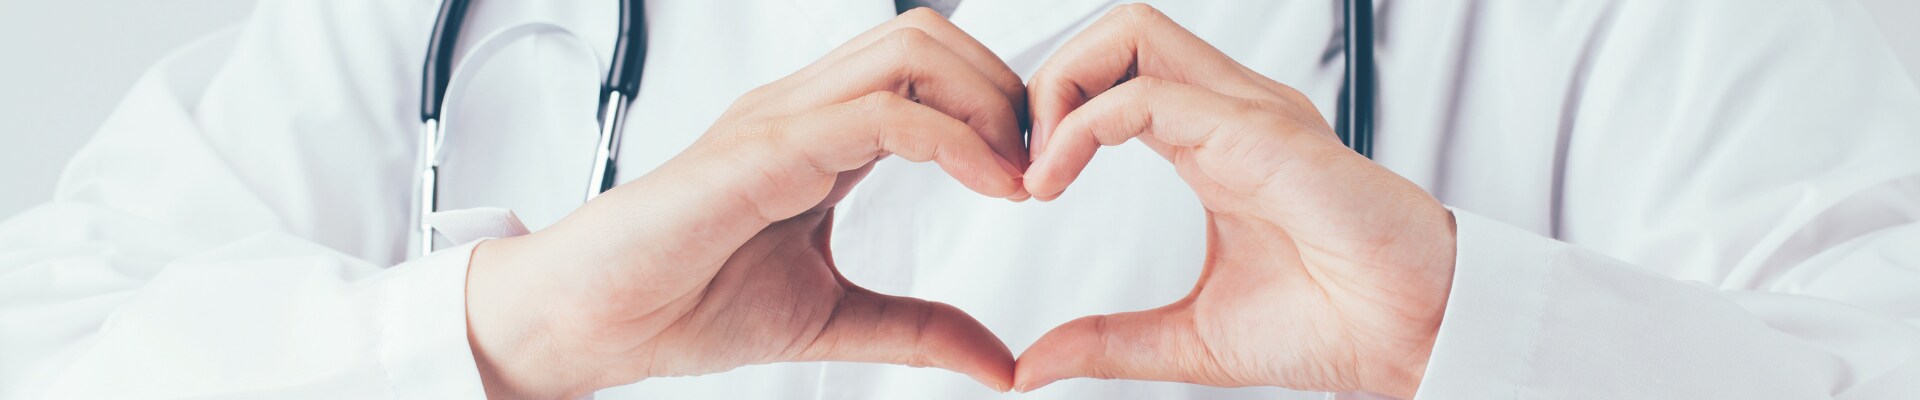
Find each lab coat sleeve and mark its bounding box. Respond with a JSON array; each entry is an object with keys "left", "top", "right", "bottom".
[
  {"left": 1413, "top": 209, "right": 1920, "bottom": 399},
  {"left": 1404, "top": 1, "right": 1920, "bottom": 399},
  {"left": 0, "top": 207, "right": 489, "bottom": 399},
  {"left": 0, "top": 1, "right": 494, "bottom": 398}
]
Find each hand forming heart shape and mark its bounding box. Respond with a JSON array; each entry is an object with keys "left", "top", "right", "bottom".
[
  {"left": 1011, "top": 5, "right": 1456, "bottom": 399},
  {"left": 465, "top": 5, "right": 1458, "bottom": 400},
  {"left": 465, "top": 9, "right": 1029, "bottom": 399}
]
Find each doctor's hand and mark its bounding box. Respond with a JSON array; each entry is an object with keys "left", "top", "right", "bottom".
[
  {"left": 463, "top": 9, "right": 1028, "bottom": 399},
  {"left": 1012, "top": 5, "right": 1455, "bottom": 399}
]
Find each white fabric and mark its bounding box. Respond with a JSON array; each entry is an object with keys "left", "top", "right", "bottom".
[
  {"left": 2, "top": 0, "right": 1918, "bottom": 399},
  {"left": 426, "top": 208, "right": 531, "bottom": 246},
  {"left": 1413, "top": 210, "right": 1920, "bottom": 399}
]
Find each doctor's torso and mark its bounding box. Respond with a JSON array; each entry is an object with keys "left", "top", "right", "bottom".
[
  {"left": 243, "top": 0, "right": 1722, "bottom": 398},
  {"left": 426, "top": 1, "right": 1465, "bottom": 398},
  {"left": 428, "top": 2, "right": 1331, "bottom": 398},
  {"left": 427, "top": 2, "right": 1344, "bottom": 398}
]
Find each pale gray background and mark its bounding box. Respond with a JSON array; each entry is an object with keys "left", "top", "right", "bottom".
[{"left": 2, "top": 0, "right": 1917, "bottom": 219}]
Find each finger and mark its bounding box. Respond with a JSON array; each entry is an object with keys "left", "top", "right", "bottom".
[
  {"left": 808, "top": 8, "right": 1028, "bottom": 123},
  {"left": 1026, "top": 77, "right": 1305, "bottom": 200},
  {"left": 789, "top": 91, "right": 1025, "bottom": 199},
  {"left": 790, "top": 27, "right": 1028, "bottom": 167},
  {"left": 1026, "top": 3, "right": 1271, "bottom": 159},
  {"left": 1013, "top": 305, "right": 1218, "bottom": 392},
  {"left": 797, "top": 289, "right": 1016, "bottom": 392}
]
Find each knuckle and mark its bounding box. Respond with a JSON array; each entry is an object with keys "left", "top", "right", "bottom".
[
  {"left": 901, "top": 301, "right": 940, "bottom": 368},
  {"left": 739, "top": 84, "right": 777, "bottom": 103},
  {"left": 1125, "top": 76, "right": 1165, "bottom": 94},
  {"left": 750, "top": 118, "right": 796, "bottom": 149},
  {"left": 1002, "top": 76, "right": 1029, "bottom": 97},
  {"left": 896, "top": 6, "right": 945, "bottom": 24},
  {"left": 1086, "top": 315, "right": 1117, "bottom": 379},
  {"left": 734, "top": 119, "right": 777, "bottom": 141},
  {"left": 878, "top": 27, "right": 938, "bottom": 52},
  {"left": 1229, "top": 97, "right": 1266, "bottom": 116},
  {"left": 1103, "top": 76, "right": 1162, "bottom": 105},
  {"left": 1110, "top": 3, "right": 1168, "bottom": 26},
  {"left": 871, "top": 29, "right": 937, "bottom": 75},
  {"left": 1025, "top": 68, "right": 1060, "bottom": 97},
  {"left": 1056, "top": 109, "right": 1084, "bottom": 130},
  {"left": 855, "top": 91, "right": 910, "bottom": 110},
  {"left": 1230, "top": 100, "right": 1286, "bottom": 132},
  {"left": 1272, "top": 83, "right": 1311, "bottom": 104}
]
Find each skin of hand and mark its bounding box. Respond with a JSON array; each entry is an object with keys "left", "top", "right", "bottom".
[
  {"left": 1011, "top": 4, "right": 1457, "bottom": 399},
  {"left": 462, "top": 9, "right": 1033, "bottom": 399}
]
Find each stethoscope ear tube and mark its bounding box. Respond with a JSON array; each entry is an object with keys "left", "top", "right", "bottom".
[
  {"left": 421, "top": 0, "right": 473, "bottom": 122},
  {"left": 603, "top": 0, "right": 647, "bottom": 99},
  {"left": 1338, "top": 0, "right": 1375, "bottom": 159}
]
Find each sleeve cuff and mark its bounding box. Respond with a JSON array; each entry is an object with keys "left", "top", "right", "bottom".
[
  {"left": 369, "top": 241, "right": 490, "bottom": 399},
  {"left": 1410, "top": 208, "right": 1561, "bottom": 400}
]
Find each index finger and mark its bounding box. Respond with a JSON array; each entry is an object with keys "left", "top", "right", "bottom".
[
  {"left": 802, "top": 8, "right": 1029, "bottom": 134},
  {"left": 1025, "top": 4, "right": 1272, "bottom": 156},
  {"left": 788, "top": 28, "right": 1028, "bottom": 170}
]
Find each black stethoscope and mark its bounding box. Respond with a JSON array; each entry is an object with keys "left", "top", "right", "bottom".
[{"left": 411, "top": 0, "right": 1373, "bottom": 258}]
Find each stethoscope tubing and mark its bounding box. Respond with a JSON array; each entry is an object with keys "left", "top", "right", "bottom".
[
  {"left": 1339, "top": 0, "right": 1376, "bottom": 159},
  {"left": 414, "top": 0, "right": 646, "bottom": 259}
]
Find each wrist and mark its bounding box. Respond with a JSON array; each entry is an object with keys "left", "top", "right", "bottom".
[
  {"left": 467, "top": 236, "right": 594, "bottom": 399},
  {"left": 1364, "top": 205, "right": 1455, "bottom": 399},
  {"left": 1365, "top": 343, "right": 1431, "bottom": 399}
]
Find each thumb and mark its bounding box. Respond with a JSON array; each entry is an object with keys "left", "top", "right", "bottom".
[
  {"left": 1013, "top": 304, "right": 1218, "bottom": 392},
  {"left": 795, "top": 289, "right": 1016, "bottom": 392}
]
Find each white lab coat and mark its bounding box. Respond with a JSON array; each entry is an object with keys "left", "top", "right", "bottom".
[{"left": 4, "top": 0, "right": 1918, "bottom": 398}]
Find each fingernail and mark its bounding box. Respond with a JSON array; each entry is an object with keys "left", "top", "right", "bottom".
[
  {"left": 1010, "top": 187, "right": 1031, "bottom": 202},
  {"left": 1013, "top": 379, "right": 1051, "bottom": 393},
  {"left": 1036, "top": 188, "right": 1064, "bottom": 202}
]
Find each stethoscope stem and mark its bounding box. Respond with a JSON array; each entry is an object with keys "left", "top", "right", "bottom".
[
  {"left": 588, "top": 92, "right": 632, "bottom": 201},
  {"left": 415, "top": 119, "right": 443, "bottom": 260}
]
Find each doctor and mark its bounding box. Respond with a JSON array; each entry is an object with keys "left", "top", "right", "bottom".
[{"left": 3, "top": 1, "right": 1919, "bottom": 399}]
